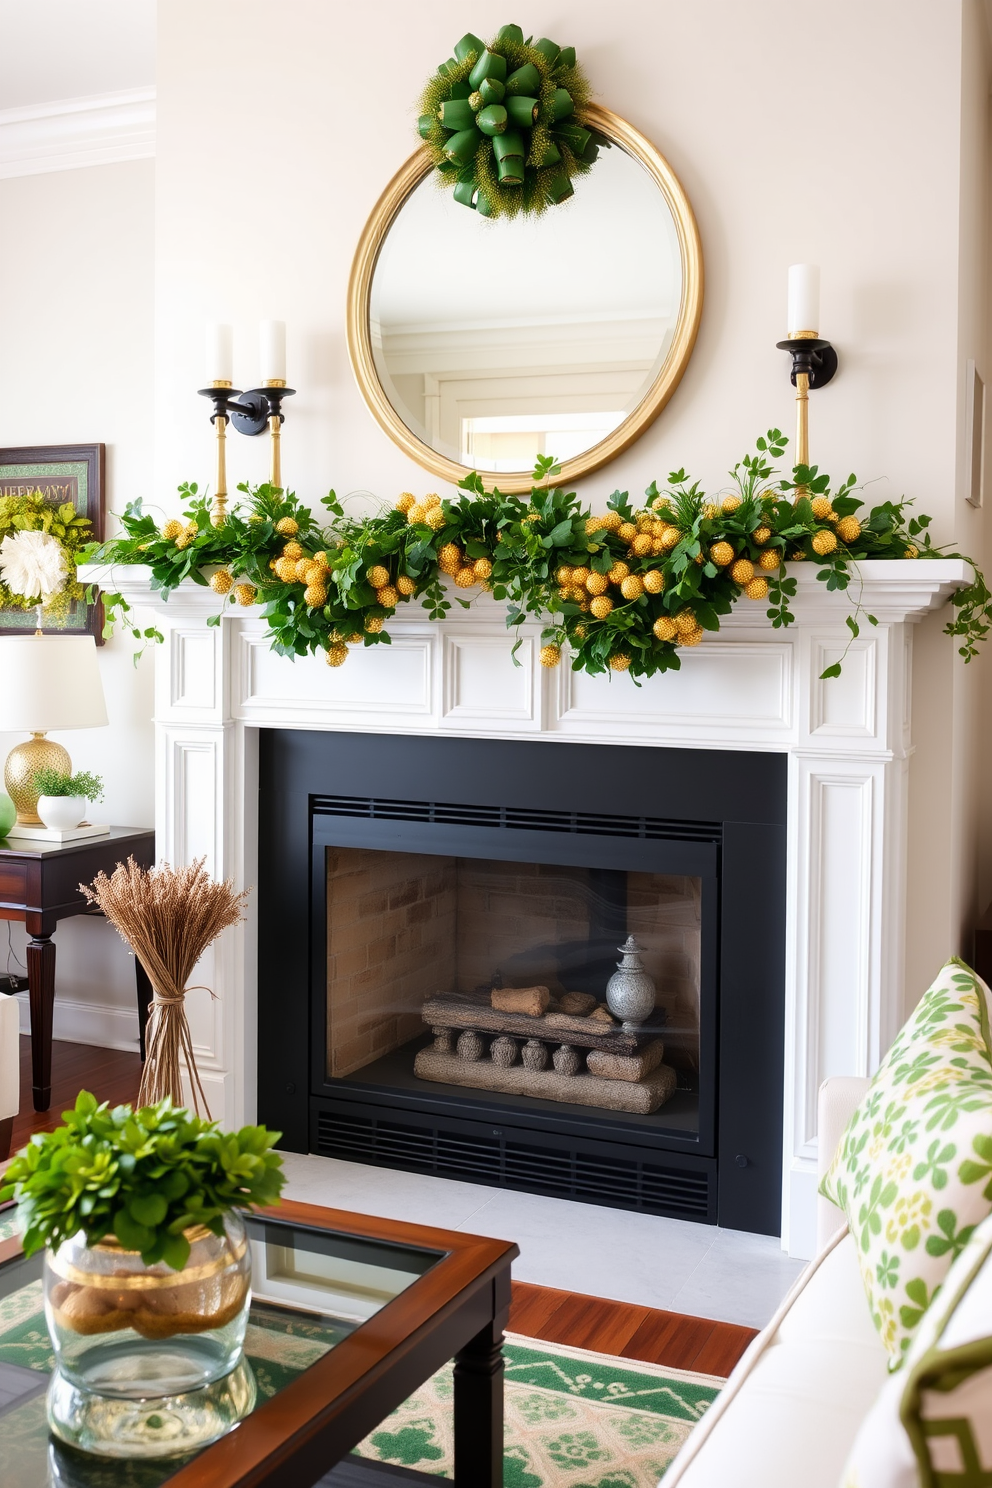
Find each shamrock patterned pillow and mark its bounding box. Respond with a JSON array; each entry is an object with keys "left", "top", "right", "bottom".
[{"left": 820, "top": 956, "right": 992, "bottom": 1368}]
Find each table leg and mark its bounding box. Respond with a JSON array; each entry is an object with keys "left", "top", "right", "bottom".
[
  {"left": 453, "top": 1317, "right": 505, "bottom": 1488},
  {"left": 26, "top": 933, "right": 56, "bottom": 1111},
  {"left": 135, "top": 959, "right": 153, "bottom": 1062}
]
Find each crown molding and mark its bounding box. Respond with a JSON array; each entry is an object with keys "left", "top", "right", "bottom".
[{"left": 0, "top": 86, "right": 155, "bottom": 179}]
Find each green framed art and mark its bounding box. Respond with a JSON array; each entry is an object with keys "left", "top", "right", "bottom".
[{"left": 0, "top": 443, "right": 105, "bottom": 642}]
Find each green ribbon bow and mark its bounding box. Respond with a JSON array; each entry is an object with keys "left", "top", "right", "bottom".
[{"left": 416, "top": 23, "right": 600, "bottom": 219}]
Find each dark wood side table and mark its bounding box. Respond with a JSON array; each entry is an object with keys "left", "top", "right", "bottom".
[{"left": 0, "top": 826, "right": 155, "bottom": 1111}]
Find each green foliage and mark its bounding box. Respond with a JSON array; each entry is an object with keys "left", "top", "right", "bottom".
[
  {"left": 83, "top": 438, "right": 992, "bottom": 682},
  {"left": 0, "top": 1090, "right": 284, "bottom": 1270},
  {"left": 32, "top": 766, "right": 103, "bottom": 802},
  {"left": 0, "top": 487, "right": 92, "bottom": 621},
  {"left": 418, "top": 27, "right": 597, "bottom": 220}
]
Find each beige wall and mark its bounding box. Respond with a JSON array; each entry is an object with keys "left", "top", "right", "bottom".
[
  {"left": 155, "top": 0, "right": 969, "bottom": 521},
  {"left": 2, "top": 1, "right": 988, "bottom": 1051},
  {"left": 153, "top": 0, "right": 992, "bottom": 1014},
  {"left": 0, "top": 159, "right": 156, "bottom": 1045}
]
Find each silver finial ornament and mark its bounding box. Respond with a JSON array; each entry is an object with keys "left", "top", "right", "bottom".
[{"left": 605, "top": 934, "right": 656, "bottom": 1029}]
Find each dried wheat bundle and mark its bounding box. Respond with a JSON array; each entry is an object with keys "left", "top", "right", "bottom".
[{"left": 80, "top": 856, "right": 249, "bottom": 1116}]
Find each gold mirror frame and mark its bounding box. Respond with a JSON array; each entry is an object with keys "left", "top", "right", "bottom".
[{"left": 347, "top": 105, "right": 704, "bottom": 495}]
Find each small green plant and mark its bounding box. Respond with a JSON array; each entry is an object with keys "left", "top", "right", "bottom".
[
  {"left": 32, "top": 766, "right": 104, "bottom": 802},
  {"left": 0, "top": 1091, "right": 285, "bottom": 1270}
]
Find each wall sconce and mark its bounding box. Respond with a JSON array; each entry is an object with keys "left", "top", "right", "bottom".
[
  {"left": 198, "top": 322, "right": 296, "bottom": 526},
  {"left": 775, "top": 265, "right": 837, "bottom": 470}
]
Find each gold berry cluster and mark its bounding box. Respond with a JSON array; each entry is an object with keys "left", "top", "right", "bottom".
[
  {"left": 162, "top": 518, "right": 198, "bottom": 550},
  {"left": 397, "top": 489, "right": 448, "bottom": 532},
  {"left": 266, "top": 537, "right": 332, "bottom": 607},
  {"left": 698, "top": 493, "right": 778, "bottom": 602},
  {"left": 436, "top": 541, "right": 493, "bottom": 590}
]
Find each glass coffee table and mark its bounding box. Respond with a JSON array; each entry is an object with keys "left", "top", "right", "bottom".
[{"left": 0, "top": 1197, "right": 519, "bottom": 1488}]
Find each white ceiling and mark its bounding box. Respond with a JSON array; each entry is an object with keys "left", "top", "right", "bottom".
[{"left": 0, "top": 0, "right": 155, "bottom": 111}]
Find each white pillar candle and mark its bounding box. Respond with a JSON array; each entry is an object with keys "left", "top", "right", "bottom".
[
  {"left": 260, "top": 320, "right": 287, "bottom": 383},
  {"left": 787, "top": 264, "right": 820, "bottom": 337},
  {"left": 206, "top": 322, "right": 233, "bottom": 384}
]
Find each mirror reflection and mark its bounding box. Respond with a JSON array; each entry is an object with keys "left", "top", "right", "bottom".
[{"left": 369, "top": 145, "right": 684, "bottom": 475}]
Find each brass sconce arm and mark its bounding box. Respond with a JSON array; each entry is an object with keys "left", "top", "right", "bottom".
[
  {"left": 197, "top": 383, "right": 296, "bottom": 525},
  {"left": 774, "top": 337, "right": 837, "bottom": 471}
]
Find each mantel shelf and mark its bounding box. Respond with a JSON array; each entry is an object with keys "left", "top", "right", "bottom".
[{"left": 79, "top": 558, "right": 973, "bottom": 630}]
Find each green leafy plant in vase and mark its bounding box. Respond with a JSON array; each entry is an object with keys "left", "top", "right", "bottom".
[
  {"left": 31, "top": 765, "right": 103, "bottom": 833},
  {"left": 0, "top": 1091, "right": 285, "bottom": 1457}
]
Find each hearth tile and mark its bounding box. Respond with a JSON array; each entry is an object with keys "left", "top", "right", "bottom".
[
  {"left": 277, "top": 1151, "right": 497, "bottom": 1230},
  {"left": 670, "top": 1228, "right": 806, "bottom": 1328},
  {"left": 455, "top": 1187, "right": 716, "bottom": 1310}
]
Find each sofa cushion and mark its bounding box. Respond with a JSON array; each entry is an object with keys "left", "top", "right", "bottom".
[
  {"left": 839, "top": 1209, "right": 992, "bottom": 1486},
  {"left": 664, "top": 1230, "right": 889, "bottom": 1487},
  {"left": 775, "top": 1227, "right": 881, "bottom": 1352},
  {"left": 820, "top": 957, "right": 992, "bottom": 1367}
]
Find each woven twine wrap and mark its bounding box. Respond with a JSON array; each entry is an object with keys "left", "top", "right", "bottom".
[{"left": 80, "top": 856, "right": 249, "bottom": 1117}]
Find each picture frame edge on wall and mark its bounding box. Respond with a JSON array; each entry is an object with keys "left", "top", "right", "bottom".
[
  {"left": 0, "top": 442, "right": 106, "bottom": 644},
  {"left": 965, "top": 359, "right": 985, "bottom": 510}
]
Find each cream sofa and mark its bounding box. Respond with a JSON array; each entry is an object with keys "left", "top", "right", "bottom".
[
  {"left": 0, "top": 992, "right": 18, "bottom": 1158},
  {"left": 664, "top": 1076, "right": 880, "bottom": 1487}
]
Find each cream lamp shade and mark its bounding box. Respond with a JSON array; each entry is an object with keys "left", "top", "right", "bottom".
[
  {"left": 0, "top": 635, "right": 108, "bottom": 826},
  {"left": 0, "top": 634, "right": 108, "bottom": 731}
]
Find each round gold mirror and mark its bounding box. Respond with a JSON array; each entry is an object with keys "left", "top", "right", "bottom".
[{"left": 347, "top": 105, "right": 703, "bottom": 494}]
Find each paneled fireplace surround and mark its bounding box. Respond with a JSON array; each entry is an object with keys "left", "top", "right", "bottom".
[{"left": 83, "top": 558, "right": 969, "bottom": 1258}]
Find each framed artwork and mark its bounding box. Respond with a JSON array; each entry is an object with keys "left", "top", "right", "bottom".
[{"left": 0, "top": 443, "right": 105, "bottom": 642}]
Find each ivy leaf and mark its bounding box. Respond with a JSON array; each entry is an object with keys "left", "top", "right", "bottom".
[
  {"left": 160, "top": 1231, "right": 191, "bottom": 1272},
  {"left": 820, "top": 663, "right": 843, "bottom": 680},
  {"left": 128, "top": 1193, "right": 168, "bottom": 1227},
  {"left": 113, "top": 1208, "right": 154, "bottom": 1253}
]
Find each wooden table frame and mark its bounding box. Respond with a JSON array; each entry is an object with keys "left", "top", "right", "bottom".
[
  {"left": 0, "top": 1197, "right": 519, "bottom": 1488},
  {"left": 0, "top": 828, "right": 155, "bottom": 1111}
]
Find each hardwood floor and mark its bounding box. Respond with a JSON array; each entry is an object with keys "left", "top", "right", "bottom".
[
  {"left": 7, "top": 1038, "right": 756, "bottom": 1376},
  {"left": 509, "top": 1280, "right": 756, "bottom": 1375},
  {"left": 11, "top": 1034, "right": 142, "bottom": 1152}
]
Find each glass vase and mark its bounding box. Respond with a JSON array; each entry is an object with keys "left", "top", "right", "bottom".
[{"left": 44, "top": 1211, "right": 255, "bottom": 1458}]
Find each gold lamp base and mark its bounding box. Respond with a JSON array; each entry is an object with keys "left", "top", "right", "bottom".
[{"left": 3, "top": 733, "right": 72, "bottom": 824}]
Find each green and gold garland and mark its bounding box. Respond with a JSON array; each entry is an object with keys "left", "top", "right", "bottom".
[
  {"left": 417, "top": 24, "right": 598, "bottom": 218},
  {"left": 82, "top": 432, "right": 992, "bottom": 681},
  {"left": 0, "top": 488, "right": 92, "bottom": 620}
]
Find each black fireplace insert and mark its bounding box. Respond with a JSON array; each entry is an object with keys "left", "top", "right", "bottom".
[{"left": 258, "top": 729, "right": 787, "bottom": 1234}]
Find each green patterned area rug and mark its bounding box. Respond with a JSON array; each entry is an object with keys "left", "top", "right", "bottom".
[
  {"left": 0, "top": 1209, "right": 720, "bottom": 1486},
  {"left": 354, "top": 1333, "right": 721, "bottom": 1486}
]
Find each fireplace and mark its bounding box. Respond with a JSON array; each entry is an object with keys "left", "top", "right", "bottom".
[
  {"left": 85, "top": 557, "right": 966, "bottom": 1255},
  {"left": 257, "top": 730, "right": 787, "bottom": 1235}
]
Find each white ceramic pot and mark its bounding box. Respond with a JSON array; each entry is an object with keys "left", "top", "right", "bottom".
[{"left": 37, "top": 795, "right": 87, "bottom": 831}]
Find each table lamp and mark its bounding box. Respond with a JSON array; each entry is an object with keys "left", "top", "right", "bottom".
[{"left": 0, "top": 635, "right": 108, "bottom": 827}]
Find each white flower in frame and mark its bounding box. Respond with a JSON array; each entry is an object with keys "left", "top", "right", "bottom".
[{"left": 0, "top": 529, "right": 68, "bottom": 601}]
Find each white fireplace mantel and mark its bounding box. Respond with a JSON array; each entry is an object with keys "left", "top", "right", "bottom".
[{"left": 82, "top": 558, "right": 970, "bottom": 1257}]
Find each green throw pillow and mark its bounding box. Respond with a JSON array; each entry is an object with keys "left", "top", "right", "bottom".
[
  {"left": 839, "top": 1209, "right": 992, "bottom": 1486},
  {"left": 820, "top": 957, "right": 992, "bottom": 1368}
]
